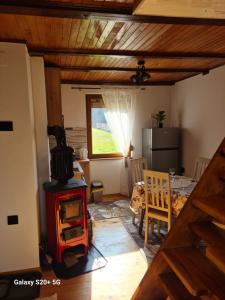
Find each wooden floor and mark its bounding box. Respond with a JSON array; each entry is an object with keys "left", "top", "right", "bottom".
[
  {"left": 40, "top": 218, "right": 148, "bottom": 300},
  {"left": 102, "top": 193, "right": 130, "bottom": 202}
]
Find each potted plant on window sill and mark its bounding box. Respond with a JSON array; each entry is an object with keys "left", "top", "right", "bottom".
[{"left": 153, "top": 110, "right": 166, "bottom": 128}]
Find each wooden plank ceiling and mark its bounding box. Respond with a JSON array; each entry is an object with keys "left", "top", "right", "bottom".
[
  {"left": 134, "top": 0, "right": 225, "bottom": 19},
  {"left": 1, "top": 0, "right": 225, "bottom": 85}
]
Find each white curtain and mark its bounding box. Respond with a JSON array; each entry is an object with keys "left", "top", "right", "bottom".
[
  {"left": 102, "top": 89, "right": 136, "bottom": 195},
  {"left": 102, "top": 89, "right": 136, "bottom": 157}
]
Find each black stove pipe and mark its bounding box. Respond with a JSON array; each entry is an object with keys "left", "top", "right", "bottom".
[{"left": 48, "top": 126, "right": 74, "bottom": 185}]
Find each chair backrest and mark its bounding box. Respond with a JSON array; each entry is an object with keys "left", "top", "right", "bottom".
[
  {"left": 143, "top": 170, "right": 171, "bottom": 213},
  {"left": 193, "top": 157, "right": 210, "bottom": 181},
  {"left": 130, "top": 158, "right": 147, "bottom": 186}
]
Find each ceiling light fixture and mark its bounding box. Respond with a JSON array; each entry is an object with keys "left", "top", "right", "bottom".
[{"left": 130, "top": 60, "right": 150, "bottom": 84}]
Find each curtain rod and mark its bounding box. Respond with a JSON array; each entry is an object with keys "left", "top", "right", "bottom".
[
  {"left": 71, "top": 86, "right": 146, "bottom": 90},
  {"left": 71, "top": 87, "right": 101, "bottom": 90}
]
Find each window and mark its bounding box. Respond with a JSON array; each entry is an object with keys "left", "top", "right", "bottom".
[{"left": 86, "top": 94, "right": 122, "bottom": 158}]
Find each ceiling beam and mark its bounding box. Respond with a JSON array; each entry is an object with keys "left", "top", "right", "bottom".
[
  {"left": 54, "top": 65, "right": 206, "bottom": 74},
  {"left": 61, "top": 80, "right": 175, "bottom": 86},
  {"left": 2, "top": 0, "right": 225, "bottom": 25},
  {"left": 0, "top": 0, "right": 132, "bottom": 16},
  {"left": 31, "top": 48, "right": 225, "bottom": 60}
]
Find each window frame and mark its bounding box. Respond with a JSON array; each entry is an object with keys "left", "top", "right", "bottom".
[{"left": 86, "top": 94, "right": 123, "bottom": 159}]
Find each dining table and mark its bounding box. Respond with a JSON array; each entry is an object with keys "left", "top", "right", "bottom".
[{"left": 130, "top": 175, "right": 197, "bottom": 235}]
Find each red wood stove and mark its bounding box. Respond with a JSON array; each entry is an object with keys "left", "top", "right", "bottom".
[{"left": 44, "top": 179, "right": 88, "bottom": 263}]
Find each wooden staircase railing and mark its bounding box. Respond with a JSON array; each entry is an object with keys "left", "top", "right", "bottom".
[{"left": 131, "top": 138, "right": 225, "bottom": 300}]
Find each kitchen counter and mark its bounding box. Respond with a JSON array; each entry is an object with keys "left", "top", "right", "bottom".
[
  {"left": 73, "top": 160, "right": 90, "bottom": 201},
  {"left": 73, "top": 161, "right": 84, "bottom": 178}
]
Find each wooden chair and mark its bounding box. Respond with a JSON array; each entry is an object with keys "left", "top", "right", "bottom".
[
  {"left": 130, "top": 157, "right": 147, "bottom": 187},
  {"left": 143, "top": 170, "right": 171, "bottom": 246},
  {"left": 193, "top": 157, "right": 210, "bottom": 181},
  {"left": 129, "top": 158, "right": 147, "bottom": 234}
]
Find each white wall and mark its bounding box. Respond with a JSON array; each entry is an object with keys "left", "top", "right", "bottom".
[
  {"left": 30, "top": 57, "right": 50, "bottom": 238},
  {"left": 62, "top": 86, "right": 87, "bottom": 128},
  {"left": 0, "top": 43, "right": 39, "bottom": 272},
  {"left": 171, "top": 66, "right": 225, "bottom": 176},
  {"left": 62, "top": 84, "right": 171, "bottom": 194},
  {"left": 90, "top": 159, "right": 123, "bottom": 195},
  {"left": 132, "top": 87, "right": 171, "bottom": 157}
]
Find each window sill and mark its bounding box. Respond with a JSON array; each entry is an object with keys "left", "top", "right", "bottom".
[{"left": 90, "top": 157, "right": 124, "bottom": 161}]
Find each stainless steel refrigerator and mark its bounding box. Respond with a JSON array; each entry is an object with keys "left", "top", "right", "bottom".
[{"left": 142, "top": 128, "right": 181, "bottom": 174}]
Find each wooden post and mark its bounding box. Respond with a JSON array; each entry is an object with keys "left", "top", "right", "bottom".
[{"left": 45, "top": 67, "right": 63, "bottom": 126}]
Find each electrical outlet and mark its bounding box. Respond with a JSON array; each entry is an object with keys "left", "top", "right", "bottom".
[
  {"left": 7, "top": 215, "right": 18, "bottom": 225},
  {"left": 0, "top": 121, "right": 13, "bottom": 131}
]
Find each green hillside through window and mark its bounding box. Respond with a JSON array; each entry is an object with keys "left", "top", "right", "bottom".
[{"left": 92, "top": 128, "right": 119, "bottom": 154}]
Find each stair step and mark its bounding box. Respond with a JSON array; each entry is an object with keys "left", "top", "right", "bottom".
[
  {"left": 159, "top": 273, "right": 201, "bottom": 300},
  {"left": 161, "top": 247, "right": 225, "bottom": 298},
  {"left": 221, "top": 147, "right": 225, "bottom": 157},
  {"left": 218, "top": 167, "right": 225, "bottom": 182},
  {"left": 206, "top": 246, "right": 225, "bottom": 273},
  {"left": 190, "top": 221, "right": 225, "bottom": 273},
  {"left": 190, "top": 222, "right": 225, "bottom": 272},
  {"left": 201, "top": 297, "right": 219, "bottom": 300},
  {"left": 193, "top": 196, "right": 225, "bottom": 224},
  {"left": 190, "top": 221, "right": 225, "bottom": 247},
  {"left": 212, "top": 220, "right": 225, "bottom": 230}
]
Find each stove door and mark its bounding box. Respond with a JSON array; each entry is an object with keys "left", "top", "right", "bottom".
[{"left": 60, "top": 198, "right": 83, "bottom": 223}]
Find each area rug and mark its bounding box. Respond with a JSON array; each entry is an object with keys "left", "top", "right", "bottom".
[
  {"left": 0, "top": 271, "right": 41, "bottom": 300},
  {"left": 52, "top": 244, "right": 107, "bottom": 279},
  {"left": 88, "top": 200, "right": 132, "bottom": 220},
  {"left": 88, "top": 200, "right": 162, "bottom": 263}
]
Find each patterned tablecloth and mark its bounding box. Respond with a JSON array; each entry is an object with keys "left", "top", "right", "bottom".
[{"left": 130, "top": 176, "right": 197, "bottom": 217}]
